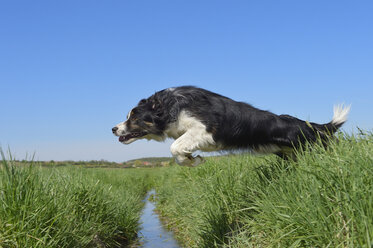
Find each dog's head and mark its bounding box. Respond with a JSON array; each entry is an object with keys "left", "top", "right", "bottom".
[{"left": 112, "top": 97, "right": 166, "bottom": 144}]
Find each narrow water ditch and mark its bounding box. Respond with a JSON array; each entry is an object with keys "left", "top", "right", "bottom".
[{"left": 136, "top": 189, "right": 180, "bottom": 248}]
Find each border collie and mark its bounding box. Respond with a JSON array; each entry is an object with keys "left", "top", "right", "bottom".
[{"left": 112, "top": 86, "right": 350, "bottom": 166}]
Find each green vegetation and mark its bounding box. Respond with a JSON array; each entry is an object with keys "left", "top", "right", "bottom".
[
  {"left": 1, "top": 132, "right": 372, "bottom": 247},
  {"left": 155, "top": 132, "right": 373, "bottom": 247},
  {"left": 0, "top": 152, "right": 153, "bottom": 247}
]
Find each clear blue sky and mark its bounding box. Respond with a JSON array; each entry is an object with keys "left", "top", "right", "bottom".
[{"left": 1, "top": 1, "right": 372, "bottom": 162}]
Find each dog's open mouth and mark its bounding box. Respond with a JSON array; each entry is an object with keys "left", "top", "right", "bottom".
[{"left": 119, "top": 132, "right": 147, "bottom": 142}]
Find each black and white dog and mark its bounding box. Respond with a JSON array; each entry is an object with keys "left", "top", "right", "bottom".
[{"left": 112, "top": 86, "right": 350, "bottom": 166}]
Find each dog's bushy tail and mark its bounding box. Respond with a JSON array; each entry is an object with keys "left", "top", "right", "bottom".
[
  {"left": 314, "top": 104, "right": 351, "bottom": 135},
  {"left": 330, "top": 104, "right": 351, "bottom": 130}
]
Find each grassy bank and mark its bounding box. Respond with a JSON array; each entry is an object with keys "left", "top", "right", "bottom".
[
  {"left": 0, "top": 154, "right": 153, "bottom": 247},
  {"left": 155, "top": 132, "right": 373, "bottom": 247},
  {"left": 2, "top": 132, "right": 372, "bottom": 247}
]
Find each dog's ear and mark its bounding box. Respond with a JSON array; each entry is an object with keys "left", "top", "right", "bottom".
[{"left": 138, "top": 99, "right": 147, "bottom": 105}]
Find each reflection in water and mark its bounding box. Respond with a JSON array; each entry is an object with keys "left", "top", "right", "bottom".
[{"left": 137, "top": 190, "right": 180, "bottom": 248}]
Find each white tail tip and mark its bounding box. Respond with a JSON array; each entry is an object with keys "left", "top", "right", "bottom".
[{"left": 332, "top": 104, "right": 351, "bottom": 126}]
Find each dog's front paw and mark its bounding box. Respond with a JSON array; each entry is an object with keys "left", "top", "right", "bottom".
[
  {"left": 191, "top": 155, "right": 204, "bottom": 167},
  {"left": 186, "top": 154, "right": 204, "bottom": 167},
  {"left": 175, "top": 154, "right": 205, "bottom": 167}
]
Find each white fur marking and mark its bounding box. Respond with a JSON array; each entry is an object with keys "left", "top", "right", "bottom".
[
  {"left": 167, "top": 111, "right": 218, "bottom": 166},
  {"left": 115, "top": 121, "right": 127, "bottom": 135},
  {"left": 332, "top": 104, "right": 351, "bottom": 125},
  {"left": 126, "top": 108, "right": 135, "bottom": 120}
]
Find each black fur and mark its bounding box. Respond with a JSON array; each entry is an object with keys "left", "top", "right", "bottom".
[{"left": 119, "top": 86, "right": 346, "bottom": 157}]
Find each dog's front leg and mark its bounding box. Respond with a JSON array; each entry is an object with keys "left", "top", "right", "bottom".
[{"left": 170, "top": 132, "right": 205, "bottom": 166}]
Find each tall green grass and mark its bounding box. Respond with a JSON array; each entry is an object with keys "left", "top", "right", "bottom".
[
  {"left": 0, "top": 152, "right": 152, "bottom": 247},
  {"left": 2, "top": 132, "right": 372, "bottom": 247},
  {"left": 155, "top": 132, "right": 373, "bottom": 247}
]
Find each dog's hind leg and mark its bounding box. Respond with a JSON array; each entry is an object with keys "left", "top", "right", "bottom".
[{"left": 170, "top": 130, "right": 215, "bottom": 166}]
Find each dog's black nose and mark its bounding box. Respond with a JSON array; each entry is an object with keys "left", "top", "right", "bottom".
[{"left": 112, "top": 127, "right": 118, "bottom": 133}]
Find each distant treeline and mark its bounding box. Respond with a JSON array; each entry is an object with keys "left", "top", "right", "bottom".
[{"left": 12, "top": 157, "right": 173, "bottom": 168}]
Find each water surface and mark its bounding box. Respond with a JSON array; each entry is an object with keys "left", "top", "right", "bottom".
[{"left": 137, "top": 190, "right": 180, "bottom": 248}]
